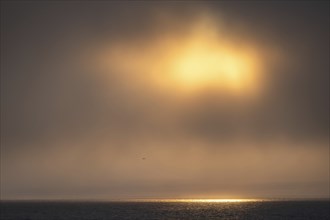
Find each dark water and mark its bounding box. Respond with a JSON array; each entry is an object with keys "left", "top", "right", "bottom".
[{"left": 1, "top": 200, "right": 329, "bottom": 220}]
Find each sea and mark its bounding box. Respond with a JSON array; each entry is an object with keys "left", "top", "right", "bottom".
[{"left": 1, "top": 200, "right": 329, "bottom": 220}]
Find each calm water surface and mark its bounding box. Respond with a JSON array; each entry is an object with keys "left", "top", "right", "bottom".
[{"left": 1, "top": 200, "right": 329, "bottom": 220}]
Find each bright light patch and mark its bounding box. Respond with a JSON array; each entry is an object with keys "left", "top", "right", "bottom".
[
  {"left": 175, "top": 199, "right": 260, "bottom": 203},
  {"left": 170, "top": 42, "right": 259, "bottom": 92},
  {"left": 94, "top": 15, "right": 263, "bottom": 96},
  {"left": 126, "top": 199, "right": 261, "bottom": 203}
]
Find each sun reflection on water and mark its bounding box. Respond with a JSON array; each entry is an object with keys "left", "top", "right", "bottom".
[
  {"left": 174, "top": 199, "right": 260, "bottom": 203},
  {"left": 128, "top": 199, "right": 262, "bottom": 203}
]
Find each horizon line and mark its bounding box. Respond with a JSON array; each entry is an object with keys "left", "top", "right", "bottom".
[{"left": 1, "top": 197, "right": 329, "bottom": 202}]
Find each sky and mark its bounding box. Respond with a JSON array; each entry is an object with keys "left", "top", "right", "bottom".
[{"left": 1, "top": 1, "right": 329, "bottom": 200}]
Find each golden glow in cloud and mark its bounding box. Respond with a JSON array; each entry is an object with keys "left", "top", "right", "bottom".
[
  {"left": 95, "top": 15, "right": 264, "bottom": 96},
  {"left": 169, "top": 36, "right": 259, "bottom": 93}
]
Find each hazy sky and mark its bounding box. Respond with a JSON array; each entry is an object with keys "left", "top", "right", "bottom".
[{"left": 1, "top": 1, "right": 329, "bottom": 200}]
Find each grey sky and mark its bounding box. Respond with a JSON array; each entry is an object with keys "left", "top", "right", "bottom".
[{"left": 1, "top": 1, "right": 329, "bottom": 200}]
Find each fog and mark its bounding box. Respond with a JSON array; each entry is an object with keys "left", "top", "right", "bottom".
[{"left": 1, "top": 1, "right": 329, "bottom": 199}]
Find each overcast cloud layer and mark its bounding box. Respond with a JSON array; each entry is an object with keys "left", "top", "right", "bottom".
[{"left": 1, "top": 1, "right": 329, "bottom": 199}]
